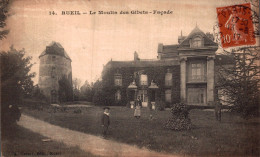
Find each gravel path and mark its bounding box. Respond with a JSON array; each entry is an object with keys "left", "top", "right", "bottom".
[{"left": 18, "top": 114, "right": 176, "bottom": 157}]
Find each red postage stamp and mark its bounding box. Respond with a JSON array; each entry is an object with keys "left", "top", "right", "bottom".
[{"left": 216, "top": 3, "right": 256, "bottom": 48}]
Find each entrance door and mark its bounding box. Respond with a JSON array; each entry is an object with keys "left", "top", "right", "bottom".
[
  {"left": 187, "top": 87, "right": 206, "bottom": 105},
  {"left": 138, "top": 90, "right": 148, "bottom": 107}
]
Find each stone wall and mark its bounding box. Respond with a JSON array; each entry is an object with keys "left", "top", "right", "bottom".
[
  {"left": 38, "top": 54, "right": 72, "bottom": 102},
  {"left": 101, "top": 65, "right": 181, "bottom": 106}
]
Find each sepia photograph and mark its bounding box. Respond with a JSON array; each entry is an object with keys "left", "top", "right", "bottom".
[{"left": 1, "top": 0, "right": 259, "bottom": 156}]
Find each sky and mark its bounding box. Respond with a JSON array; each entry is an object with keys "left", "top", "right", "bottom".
[{"left": 1, "top": 0, "right": 246, "bottom": 86}]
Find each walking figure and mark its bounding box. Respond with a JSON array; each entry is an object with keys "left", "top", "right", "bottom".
[{"left": 101, "top": 107, "right": 110, "bottom": 137}]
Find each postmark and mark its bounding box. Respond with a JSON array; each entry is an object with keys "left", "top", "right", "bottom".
[{"left": 216, "top": 3, "right": 256, "bottom": 48}]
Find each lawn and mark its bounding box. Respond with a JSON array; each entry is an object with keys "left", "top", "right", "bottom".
[
  {"left": 22, "top": 105, "right": 259, "bottom": 156},
  {"left": 1, "top": 125, "right": 99, "bottom": 157}
]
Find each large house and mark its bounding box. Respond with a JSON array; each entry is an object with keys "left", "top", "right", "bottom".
[{"left": 101, "top": 26, "right": 233, "bottom": 107}]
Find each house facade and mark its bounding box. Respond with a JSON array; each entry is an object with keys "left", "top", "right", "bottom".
[
  {"left": 101, "top": 26, "right": 232, "bottom": 107},
  {"left": 38, "top": 42, "right": 72, "bottom": 103}
]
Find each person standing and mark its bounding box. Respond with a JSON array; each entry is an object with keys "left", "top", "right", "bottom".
[
  {"left": 215, "top": 100, "right": 222, "bottom": 122},
  {"left": 101, "top": 107, "right": 110, "bottom": 137},
  {"left": 134, "top": 97, "right": 141, "bottom": 119}
]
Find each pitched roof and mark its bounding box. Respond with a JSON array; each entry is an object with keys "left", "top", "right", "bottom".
[
  {"left": 39, "top": 41, "right": 71, "bottom": 61},
  {"left": 107, "top": 59, "right": 180, "bottom": 68},
  {"left": 179, "top": 26, "right": 218, "bottom": 48}
]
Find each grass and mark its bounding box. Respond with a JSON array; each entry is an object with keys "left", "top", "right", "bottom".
[
  {"left": 23, "top": 106, "right": 259, "bottom": 156},
  {"left": 1, "top": 125, "right": 99, "bottom": 157}
]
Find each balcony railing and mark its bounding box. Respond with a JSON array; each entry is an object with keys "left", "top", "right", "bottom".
[{"left": 187, "top": 75, "right": 207, "bottom": 83}]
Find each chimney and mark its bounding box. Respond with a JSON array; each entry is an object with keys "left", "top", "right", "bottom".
[
  {"left": 178, "top": 31, "right": 186, "bottom": 44},
  {"left": 206, "top": 32, "right": 214, "bottom": 41},
  {"left": 134, "top": 51, "right": 140, "bottom": 61}
]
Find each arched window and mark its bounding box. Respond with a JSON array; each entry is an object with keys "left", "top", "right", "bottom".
[
  {"left": 165, "top": 90, "right": 172, "bottom": 103},
  {"left": 191, "top": 36, "right": 203, "bottom": 48}
]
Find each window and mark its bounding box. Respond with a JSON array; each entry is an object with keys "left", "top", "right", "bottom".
[
  {"left": 187, "top": 87, "right": 206, "bottom": 104},
  {"left": 51, "top": 67, "right": 56, "bottom": 78},
  {"left": 191, "top": 37, "right": 203, "bottom": 48},
  {"left": 165, "top": 73, "right": 172, "bottom": 86},
  {"left": 189, "top": 63, "right": 205, "bottom": 82},
  {"left": 52, "top": 56, "right": 56, "bottom": 62},
  {"left": 165, "top": 90, "right": 172, "bottom": 103},
  {"left": 115, "top": 90, "right": 121, "bottom": 101},
  {"left": 114, "top": 74, "right": 122, "bottom": 86},
  {"left": 140, "top": 74, "right": 148, "bottom": 85}
]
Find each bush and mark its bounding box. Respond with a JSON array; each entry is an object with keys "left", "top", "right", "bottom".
[
  {"left": 164, "top": 103, "right": 192, "bottom": 131},
  {"left": 155, "top": 100, "right": 165, "bottom": 111},
  {"left": 2, "top": 104, "right": 21, "bottom": 131}
]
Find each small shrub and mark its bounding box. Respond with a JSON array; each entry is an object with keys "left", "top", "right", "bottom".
[{"left": 164, "top": 103, "right": 192, "bottom": 131}]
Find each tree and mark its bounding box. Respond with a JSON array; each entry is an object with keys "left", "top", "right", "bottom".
[
  {"left": 58, "top": 75, "right": 73, "bottom": 102},
  {"left": 213, "top": 1, "right": 260, "bottom": 118},
  {"left": 72, "top": 78, "right": 81, "bottom": 101},
  {"left": 216, "top": 48, "right": 259, "bottom": 117},
  {"left": 0, "top": 0, "right": 11, "bottom": 40},
  {"left": 72, "top": 78, "right": 81, "bottom": 90},
  {"left": 79, "top": 80, "right": 94, "bottom": 101},
  {"left": 1, "top": 46, "right": 35, "bottom": 128},
  {"left": 1, "top": 46, "right": 35, "bottom": 104}
]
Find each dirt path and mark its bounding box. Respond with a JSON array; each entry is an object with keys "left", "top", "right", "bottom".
[{"left": 18, "top": 114, "right": 177, "bottom": 157}]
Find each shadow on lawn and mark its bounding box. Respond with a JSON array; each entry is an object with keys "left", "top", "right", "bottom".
[
  {"left": 1, "top": 124, "right": 99, "bottom": 157},
  {"left": 22, "top": 106, "right": 260, "bottom": 156}
]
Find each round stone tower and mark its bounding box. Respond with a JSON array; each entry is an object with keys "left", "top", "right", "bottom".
[{"left": 38, "top": 41, "right": 72, "bottom": 103}]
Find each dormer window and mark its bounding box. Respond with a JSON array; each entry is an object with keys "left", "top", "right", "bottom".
[
  {"left": 191, "top": 36, "right": 203, "bottom": 48},
  {"left": 114, "top": 74, "right": 122, "bottom": 86}
]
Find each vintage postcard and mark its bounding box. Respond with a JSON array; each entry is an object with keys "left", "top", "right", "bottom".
[{"left": 1, "top": 0, "right": 259, "bottom": 157}]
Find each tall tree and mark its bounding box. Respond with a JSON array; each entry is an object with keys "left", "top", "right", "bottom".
[
  {"left": 0, "top": 0, "right": 11, "bottom": 40},
  {"left": 1, "top": 46, "right": 35, "bottom": 104},
  {"left": 216, "top": 48, "right": 259, "bottom": 117},
  {"left": 58, "top": 75, "right": 73, "bottom": 102},
  {"left": 213, "top": 1, "right": 259, "bottom": 118},
  {"left": 1, "top": 46, "right": 35, "bottom": 128},
  {"left": 72, "top": 78, "right": 81, "bottom": 101},
  {"left": 80, "top": 80, "right": 94, "bottom": 101}
]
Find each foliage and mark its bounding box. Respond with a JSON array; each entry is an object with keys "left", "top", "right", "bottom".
[
  {"left": 99, "top": 64, "right": 180, "bottom": 106},
  {"left": 58, "top": 75, "right": 73, "bottom": 102},
  {"left": 155, "top": 100, "right": 165, "bottom": 111},
  {"left": 79, "top": 80, "right": 94, "bottom": 102},
  {"left": 164, "top": 103, "right": 192, "bottom": 130},
  {"left": 213, "top": 1, "right": 260, "bottom": 118},
  {"left": 1, "top": 46, "right": 35, "bottom": 104},
  {"left": 216, "top": 49, "right": 260, "bottom": 118},
  {"left": 0, "top": 0, "right": 11, "bottom": 40},
  {"left": 31, "top": 84, "right": 47, "bottom": 101},
  {"left": 72, "top": 78, "right": 82, "bottom": 101},
  {"left": 1, "top": 46, "right": 34, "bottom": 129}
]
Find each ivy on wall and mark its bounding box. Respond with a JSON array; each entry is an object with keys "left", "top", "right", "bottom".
[{"left": 96, "top": 64, "right": 181, "bottom": 106}]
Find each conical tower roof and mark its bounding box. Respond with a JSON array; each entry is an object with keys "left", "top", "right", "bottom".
[{"left": 39, "top": 41, "right": 71, "bottom": 61}]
